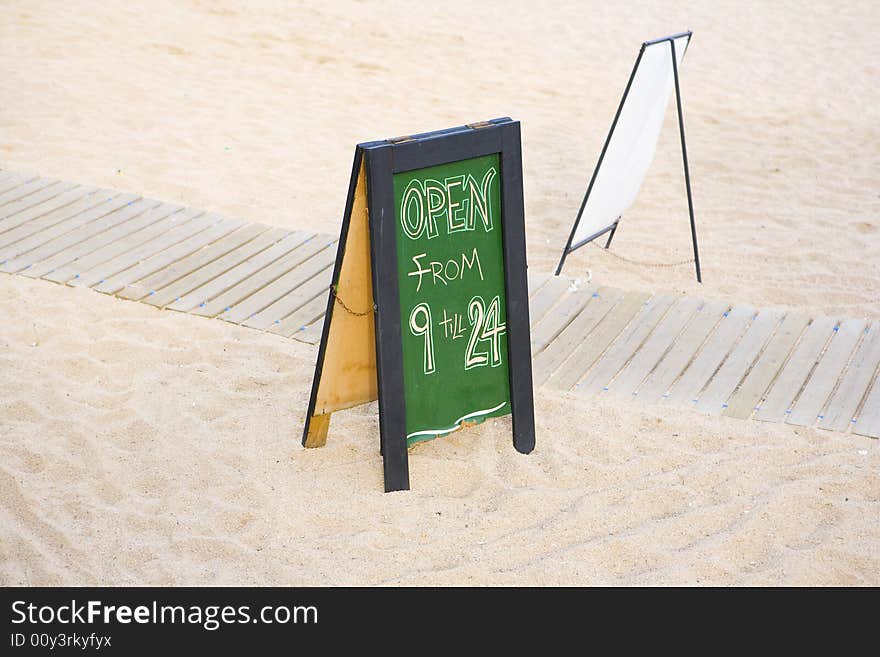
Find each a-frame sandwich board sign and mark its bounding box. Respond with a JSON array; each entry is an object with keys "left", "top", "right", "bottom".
[
  {"left": 555, "top": 31, "right": 701, "bottom": 282},
  {"left": 302, "top": 118, "right": 536, "bottom": 492}
]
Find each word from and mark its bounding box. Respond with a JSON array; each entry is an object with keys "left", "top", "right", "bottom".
[{"left": 407, "top": 248, "right": 484, "bottom": 292}]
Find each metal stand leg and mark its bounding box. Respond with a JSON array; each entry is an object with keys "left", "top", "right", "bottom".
[
  {"left": 671, "top": 40, "right": 701, "bottom": 283},
  {"left": 604, "top": 221, "right": 619, "bottom": 249},
  {"left": 554, "top": 250, "right": 568, "bottom": 276}
]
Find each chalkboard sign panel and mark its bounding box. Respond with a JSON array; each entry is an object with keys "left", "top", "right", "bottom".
[
  {"left": 393, "top": 153, "right": 511, "bottom": 444},
  {"left": 303, "top": 118, "right": 535, "bottom": 492}
]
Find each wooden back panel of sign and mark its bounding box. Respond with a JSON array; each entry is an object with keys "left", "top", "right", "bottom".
[
  {"left": 303, "top": 151, "right": 377, "bottom": 448},
  {"left": 303, "top": 119, "right": 535, "bottom": 492},
  {"left": 304, "top": 153, "right": 378, "bottom": 447}
]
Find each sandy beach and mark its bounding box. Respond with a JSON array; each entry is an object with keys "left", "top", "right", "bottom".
[{"left": 1, "top": 0, "right": 878, "bottom": 585}]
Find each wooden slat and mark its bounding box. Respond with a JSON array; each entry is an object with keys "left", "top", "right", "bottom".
[
  {"left": 611, "top": 296, "right": 703, "bottom": 398},
  {"left": 578, "top": 295, "right": 676, "bottom": 395},
  {"left": 530, "top": 283, "right": 596, "bottom": 355},
  {"left": 32, "top": 203, "right": 185, "bottom": 281},
  {"left": 528, "top": 271, "right": 550, "bottom": 299},
  {"left": 0, "top": 189, "right": 115, "bottom": 254},
  {"left": 528, "top": 276, "right": 570, "bottom": 325},
  {"left": 86, "top": 208, "right": 216, "bottom": 294},
  {"left": 244, "top": 266, "right": 333, "bottom": 330},
  {"left": 0, "top": 185, "right": 96, "bottom": 234},
  {"left": 45, "top": 204, "right": 187, "bottom": 283},
  {"left": 145, "top": 227, "right": 289, "bottom": 309},
  {"left": 222, "top": 244, "right": 336, "bottom": 325},
  {"left": 818, "top": 323, "right": 880, "bottom": 432},
  {"left": 695, "top": 309, "right": 784, "bottom": 414},
  {"left": 268, "top": 272, "right": 336, "bottom": 336},
  {"left": 0, "top": 177, "right": 33, "bottom": 198},
  {"left": 292, "top": 318, "right": 325, "bottom": 345},
  {"left": 853, "top": 371, "right": 880, "bottom": 438},
  {"left": 68, "top": 208, "right": 205, "bottom": 288},
  {"left": 191, "top": 235, "right": 333, "bottom": 318},
  {"left": 787, "top": 318, "right": 867, "bottom": 427},
  {"left": 724, "top": 312, "right": 810, "bottom": 419},
  {"left": 126, "top": 222, "right": 270, "bottom": 302},
  {"left": 754, "top": 316, "right": 838, "bottom": 423},
  {"left": 665, "top": 304, "right": 756, "bottom": 405},
  {"left": 0, "top": 194, "right": 139, "bottom": 264},
  {"left": 268, "top": 296, "right": 333, "bottom": 342},
  {"left": 0, "top": 181, "right": 75, "bottom": 220},
  {"left": 0, "top": 177, "right": 59, "bottom": 208},
  {"left": 1, "top": 198, "right": 162, "bottom": 274},
  {"left": 634, "top": 300, "right": 729, "bottom": 402},
  {"left": 0, "top": 174, "right": 34, "bottom": 195},
  {"left": 102, "top": 216, "right": 243, "bottom": 296},
  {"left": 532, "top": 287, "right": 623, "bottom": 387},
  {"left": 167, "top": 231, "right": 311, "bottom": 313},
  {"left": 546, "top": 291, "right": 649, "bottom": 391}
]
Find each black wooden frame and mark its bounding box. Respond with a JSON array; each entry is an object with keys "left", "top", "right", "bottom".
[
  {"left": 555, "top": 31, "right": 701, "bottom": 282},
  {"left": 304, "top": 118, "right": 536, "bottom": 492}
]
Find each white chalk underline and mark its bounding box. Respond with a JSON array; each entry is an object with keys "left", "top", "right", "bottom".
[{"left": 406, "top": 400, "right": 508, "bottom": 440}]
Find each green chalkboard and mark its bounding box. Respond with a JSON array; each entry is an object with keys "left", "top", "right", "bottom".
[{"left": 393, "top": 153, "right": 511, "bottom": 444}]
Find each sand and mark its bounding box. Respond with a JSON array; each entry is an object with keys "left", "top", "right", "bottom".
[{"left": 0, "top": 0, "right": 878, "bottom": 585}]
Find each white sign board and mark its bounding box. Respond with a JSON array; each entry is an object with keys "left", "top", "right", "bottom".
[{"left": 568, "top": 33, "right": 690, "bottom": 249}]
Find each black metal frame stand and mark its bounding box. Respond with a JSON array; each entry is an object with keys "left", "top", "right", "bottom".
[{"left": 555, "top": 31, "right": 701, "bottom": 282}]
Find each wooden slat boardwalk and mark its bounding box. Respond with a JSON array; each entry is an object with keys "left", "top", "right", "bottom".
[{"left": 1, "top": 170, "right": 877, "bottom": 440}]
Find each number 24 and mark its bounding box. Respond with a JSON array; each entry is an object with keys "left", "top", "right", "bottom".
[{"left": 465, "top": 295, "right": 506, "bottom": 370}]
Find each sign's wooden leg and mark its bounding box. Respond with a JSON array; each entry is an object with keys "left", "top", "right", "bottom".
[{"left": 304, "top": 413, "right": 331, "bottom": 448}]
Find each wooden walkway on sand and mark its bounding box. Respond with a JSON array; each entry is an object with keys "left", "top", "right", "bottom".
[
  {"left": 1, "top": 169, "right": 878, "bottom": 440},
  {"left": 527, "top": 274, "right": 880, "bottom": 440},
  {"left": 0, "top": 171, "right": 338, "bottom": 341}
]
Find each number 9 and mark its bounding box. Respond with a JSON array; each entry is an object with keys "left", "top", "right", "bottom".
[{"left": 409, "top": 302, "right": 436, "bottom": 375}]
